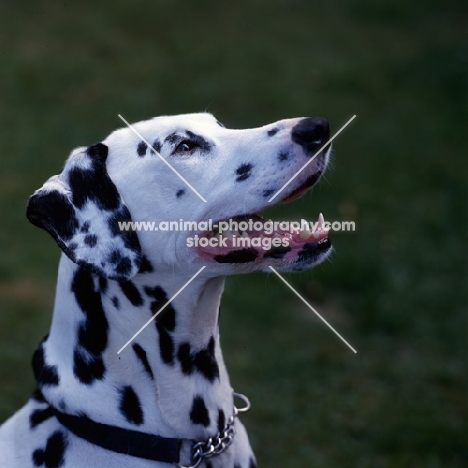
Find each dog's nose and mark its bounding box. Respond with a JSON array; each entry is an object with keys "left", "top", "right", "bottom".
[{"left": 292, "top": 117, "right": 330, "bottom": 156}]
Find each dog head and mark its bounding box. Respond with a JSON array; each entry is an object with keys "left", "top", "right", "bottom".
[{"left": 27, "top": 113, "right": 332, "bottom": 280}]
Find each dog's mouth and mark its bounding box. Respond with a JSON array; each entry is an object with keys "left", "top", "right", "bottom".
[
  {"left": 196, "top": 211, "right": 331, "bottom": 266},
  {"left": 195, "top": 164, "right": 332, "bottom": 266}
]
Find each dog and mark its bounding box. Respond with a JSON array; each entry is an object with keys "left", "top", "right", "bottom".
[{"left": 0, "top": 112, "right": 332, "bottom": 467}]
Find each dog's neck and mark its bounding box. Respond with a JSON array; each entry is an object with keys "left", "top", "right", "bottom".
[{"left": 39, "top": 254, "right": 234, "bottom": 440}]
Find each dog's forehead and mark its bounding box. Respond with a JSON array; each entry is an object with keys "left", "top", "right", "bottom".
[
  {"left": 152, "top": 112, "right": 220, "bottom": 126},
  {"left": 132, "top": 112, "right": 221, "bottom": 136},
  {"left": 104, "top": 112, "right": 224, "bottom": 150}
]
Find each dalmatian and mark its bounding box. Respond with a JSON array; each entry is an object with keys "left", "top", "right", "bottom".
[{"left": 0, "top": 112, "right": 332, "bottom": 467}]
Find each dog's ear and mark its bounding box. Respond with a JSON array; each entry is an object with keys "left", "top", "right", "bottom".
[{"left": 27, "top": 143, "right": 142, "bottom": 281}]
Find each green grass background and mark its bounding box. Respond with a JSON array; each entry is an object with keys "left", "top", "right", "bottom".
[{"left": 0, "top": 1, "right": 466, "bottom": 466}]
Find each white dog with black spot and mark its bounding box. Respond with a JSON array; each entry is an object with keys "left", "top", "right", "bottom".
[{"left": 0, "top": 113, "right": 332, "bottom": 467}]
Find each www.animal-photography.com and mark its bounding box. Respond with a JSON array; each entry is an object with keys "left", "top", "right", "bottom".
[{"left": 0, "top": 1, "right": 465, "bottom": 467}]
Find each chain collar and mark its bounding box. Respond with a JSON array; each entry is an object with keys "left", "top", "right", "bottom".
[{"left": 176, "top": 392, "right": 251, "bottom": 468}]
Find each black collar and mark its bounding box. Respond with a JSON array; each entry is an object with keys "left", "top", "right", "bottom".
[
  {"left": 52, "top": 407, "right": 186, "bottom": 464},
  {"left": 43, "top": 391, "right": 250, "bottom": 465}
]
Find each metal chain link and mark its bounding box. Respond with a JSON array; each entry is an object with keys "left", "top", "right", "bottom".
[{"left": 175, "top": 392, "right": 250, "bottom": 468}]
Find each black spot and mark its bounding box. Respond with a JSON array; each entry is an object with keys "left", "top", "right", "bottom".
[
  {"left": 86, "top": 142, "right": 108, "bottom": 162},
  {"left": 267, "top": 127, "right": 279, "bottom": 137},
  {"left": 73, "top": 349, "right": 105, "bottom": 384},
  {"left": 107, "top": 249, "right": 133, "bottom": 278},
  {"left": 262, "top": 189, "right": 275, "bottom": 197},
  {"left": 80, "top": 222, "right": 90, "bottom": 233},
  {"left": 151, "top": 139, "right": 162, "bottom": 154},
  {"left": 145, "top": 286, "right": 176, "bottom": 365},
  {"left": 164, "top": 132, "right": 178, "bottom": 145},
  {"left": 112, "top": 296, "right": 120, "bottom": 309},
  {"left": 71, "top": 268, "right": 108, "bottom": 384},
  {"left": 30, "top": 406, "right": 54, "bottom": 429},
  {"left": 151, "top": 287, "right": 168, "bottom": 309},
  {"left": 190, "top": 396, "right": 210, "bottom": 427},
  {"left": 186, "top": 131, "right": 213, "bottom": 152},
  {"left": 108, "top": 249, "right": 123, "bottom": 265},
  {"left": 119, "top": 386, "right": 144, "bottom": 425},
  {"left": 84, "top": 234, "right": 98, "bottom": 247},
  {"left": 176, "top": 189, "right": 185, "bottom": 198},
  {"left": 157, "top": 324, "right": 175, "bottom": 365},
  {"left": 137, "top": 141, "right": 147, "bottom": 157},
  {"left": 218, "top": 409, "right": 225, "bottom": 433},
  {"left": 68, "top": 144, "right": 121, "bottom": 211},
  {"left": 264, "top": 245, "right": 291, "bottom": 259},
  {"left": 214, "top": 248, "right": 258, "bottom": 263},
  {"left": 177, "top": 337, "right": 219, "bottom": 382},
  {"left": 32, "top": 340, "right": 59, "bottom": 387},
  {"left": 73, "top": 268, "right": 109, "bottom": 355},
  {"left": 32, "top": 430, "right": 68, "bottom": 467},
  {"left": 119, "top": 280, "right": 144, "bottom": 307},
  {"left": 235, "top": 163, "right": 253, "bottom": 182},
  {"left": 278, "top": 150, "right": 290, "bottom": 162},
  {"left": 138, "top": 256, "right": 154, "bottom": 274},
  {"left": 132, "top": 344, "right": 154, "bottom": 379},
  {"left": 27, "top": 191, "right": 79, "bottom": 243}
]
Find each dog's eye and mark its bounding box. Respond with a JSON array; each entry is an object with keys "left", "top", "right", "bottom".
[{"left": 175, "top": 140, "right": 196, "bottom": 153}]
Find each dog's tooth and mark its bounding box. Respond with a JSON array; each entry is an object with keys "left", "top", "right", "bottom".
[
  {"left": 319, "top": 213, "right": 330, "bottom": 232},
  {"left": 299, "top": 226, "right": 311, "bottom": 240}
]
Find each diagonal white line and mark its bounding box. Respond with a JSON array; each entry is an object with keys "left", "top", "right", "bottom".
[
  {"left": 268, "top": 115, "right": 356, "bottom": 203},
  {"left": 118, "top": 114, "right": 207, "bottom": 203},
  {"left": 268, "top": 266, "right": 357, "bottom": 353},
  {"left": 117, "top": 266, "right": 207, "bottom": 354}
]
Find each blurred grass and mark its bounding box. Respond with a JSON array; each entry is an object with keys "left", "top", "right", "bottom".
[{"left": 0, "top": 0, "right": 466, "bottom": 466}]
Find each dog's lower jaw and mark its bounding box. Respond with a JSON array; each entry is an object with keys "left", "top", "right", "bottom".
[{"left": 38, "top": 254, "right": 255, "bottom": 466}]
